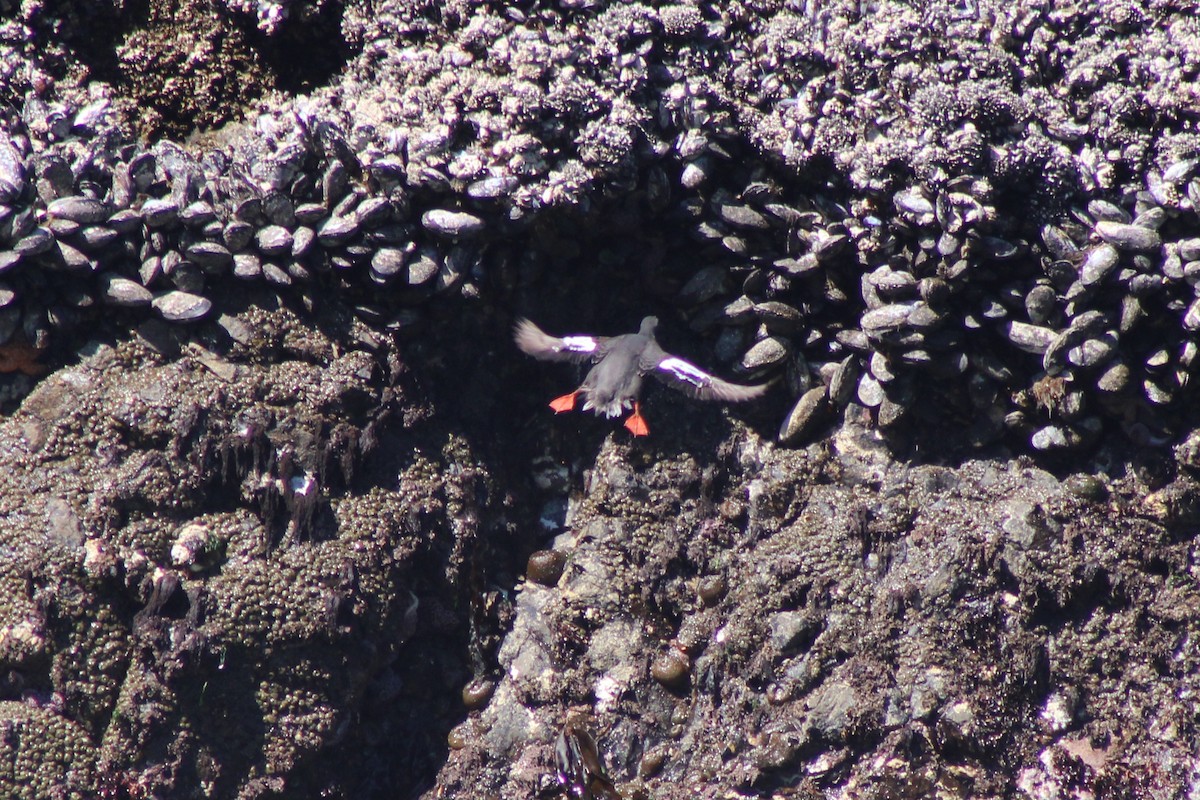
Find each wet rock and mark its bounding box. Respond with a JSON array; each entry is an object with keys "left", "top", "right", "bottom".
[
  {"left": 14, "top": 227, "right": 53, "bottom": 257},
  {"left": 47, "top": 196, "right": 109, "bottom": 224},
  {"left": 140, "top": 198, "right": 179, "bottom": 227},
  {"left": 1079, "top": 244, "right": 1119, "bottom": 285},
  {"left": 422, "top": 209, "right": 485, "bottom": 239},
  {"left": 1095, "top": 220, "right": 1160, "bottom": 252},
  {"left": 861, "top": 303, "right": 917, "bottom": 334},
  {"left": 99, "top": 275, "right": 153, "bottom": 307},
  {"left": 650, "top": 647, "right": 690, "bottom": 689},
  {"left": 1004, "top": 321, "right": 1056, "bottom": 354},
  {"left": 185, "top": 241, "right": 233, "bottom": 270},
  {"left": 461, "top": 677, "right": 496, "bottom": 710},
  {"left": 179, "top": 201, "right": 216, "bottom": 227},
  {"left": 151, "top": 290, "right": 212, "bottom": 322},
  {"left": 291, "top": 226, "right": 316, "bottom": 257},
  {"left": 107, "top": 209, "right": 141, "bottom": 233},
  {"left": 467, "top": 176, "right": 518, "bottom": 199},
  {"left": 11, "top": 6, "right": 1200, "bottom": 798},
  {"left": 0, "top": 139, "right": 25, "bottom": 202},
  {"left": 778, "top": 386, "right": 829, "bottom": 445},
  {"left": 223, "top": 220, "right": 255, "bottom": 252},
  {"left": 740, "top": 336, "right": 790, "bottom": 372},
  {"left": 676, "top": 265, "right": 728, "bottom": 306},
  {"left": 498, "top": 584, "right": 557, "bottom": 699},
  {"left": 806, "top": 681, "right": 858, "bottom": 741},
  {"left": 370, "top": 247, "right": 407, "bottom": 280},
  {"left": 232, "top": 252, "right": 262, "bottom": 280},
  {"left": 317, "top": 216, "right": 359, "bottom": 247},
  {"left": 406, "top": 250, "right": 440, "bottom": 286},
  {"left": 255, "top": 225, "right": 293, "bottom": 256},
  {"left": 526, "top": 550, "right": 565, "bottom": 587}
]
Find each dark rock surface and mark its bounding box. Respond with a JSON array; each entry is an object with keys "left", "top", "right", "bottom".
[
  {"left": 0, "top": 0, "right": 1199, "bottom": 798},
  {"left": 463, "top": 428, "right": 1200, "bottom": 798},
  {"left": 0, "top": 294, "right": 491, "bottom": 798}
]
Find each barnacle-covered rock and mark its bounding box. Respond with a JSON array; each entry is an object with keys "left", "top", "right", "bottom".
[
  {"left": 0, "top": 702, "right": 97, "bottom": 799},
  {"left": 0, "top": 295, "right": 492, "bottom": 798}
]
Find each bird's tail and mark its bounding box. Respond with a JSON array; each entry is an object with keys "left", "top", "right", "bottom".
[{"left": 581, "top": 393, "right": 631, "bottom": 418}]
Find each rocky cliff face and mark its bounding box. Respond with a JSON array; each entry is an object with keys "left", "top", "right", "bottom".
[{"left": 1, "top": 0, "right": 1199, "bottom": 797}]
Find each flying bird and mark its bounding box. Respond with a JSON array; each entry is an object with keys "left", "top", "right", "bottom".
[{"left": 514, "top": 316, "right": 769, "bottom": 436}]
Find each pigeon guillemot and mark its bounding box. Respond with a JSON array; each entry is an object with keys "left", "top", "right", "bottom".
[{"left": 514, "top": 316, "right": 769, "bottom": 436}]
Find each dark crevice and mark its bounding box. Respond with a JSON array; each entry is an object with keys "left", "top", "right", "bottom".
[
  {"left": 237, "top": 1, "right": 356, "bottom": 94},
  {"left": 34, "top": 0, "right": 352, "bottom": 137}
]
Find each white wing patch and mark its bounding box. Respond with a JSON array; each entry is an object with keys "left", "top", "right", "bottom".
[
  {"left": 658, "top": 356, "right": 710, "bottom": 387},
  {"left": 560, "top": 335, "right": 598, "bottom": 354}
]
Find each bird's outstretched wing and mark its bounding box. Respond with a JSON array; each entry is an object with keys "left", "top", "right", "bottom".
[
  {"left": 514, "top": 318, "right": 608, "bottom": 363},
  {"left": 646, "top": 347, "right": 770, "bottom": 402}
]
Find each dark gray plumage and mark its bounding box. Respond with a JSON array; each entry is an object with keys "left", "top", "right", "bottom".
[{"left": 515, "top": 316, "right": 769, "bottom": 435}]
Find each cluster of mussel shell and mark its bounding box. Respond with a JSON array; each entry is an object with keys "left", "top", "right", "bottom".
[
  {"left": 666, "top": 127, "right": 1200, "bottom": 453},
  {"left": 5, "top": 92, "right": 1200, "bottom": 456},
  {"left": 0, "top": 104, "right": 492, "bottom": 351}
]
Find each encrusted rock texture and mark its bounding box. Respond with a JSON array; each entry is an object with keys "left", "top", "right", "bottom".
[{"left": 1, "top": 0, "right": 1200, "bottom": 797}]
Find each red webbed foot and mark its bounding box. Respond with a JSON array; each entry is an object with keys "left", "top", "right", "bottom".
[
  {"left": 549, "top": 391, "right": 579, "bottom": 413},
  {"left": 623, "top": 403, "right": 650, "bottom": 437}
]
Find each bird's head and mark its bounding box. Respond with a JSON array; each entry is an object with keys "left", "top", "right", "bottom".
[{"left": 639, "top": 316, "right": 659, "bottom": 336}]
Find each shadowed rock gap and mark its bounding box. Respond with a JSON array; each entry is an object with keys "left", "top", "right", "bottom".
[
  {"left": 33, "top": 0, "right": 350, "bottom": 138},
  {"left": 236, "top": 1, "right": 355, "bottom": 95}
]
